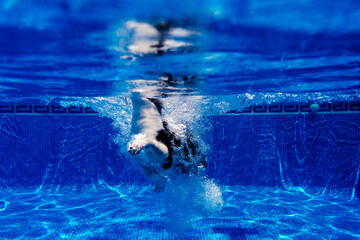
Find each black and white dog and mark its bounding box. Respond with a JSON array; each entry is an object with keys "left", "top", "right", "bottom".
[
  {"left": 127, "top": 74, "right": 207, "bottom": 191},
  {"left": 125, "top": 20, "right": 206, "bottom": 191}
]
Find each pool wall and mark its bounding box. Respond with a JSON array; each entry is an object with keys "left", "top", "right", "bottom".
[{"left": 0, "top": 103, "right": 359, "bottom": 198}]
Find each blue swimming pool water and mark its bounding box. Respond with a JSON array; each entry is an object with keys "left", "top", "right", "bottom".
[
  {"left": 1, "top": 186, "right": 360, "bottom": 239},
  {"left": 1, "top": 0, "right": 360, "bottom": 239},
  {"left": 1, "top": 0, "right": 360, "bottom": 98}
]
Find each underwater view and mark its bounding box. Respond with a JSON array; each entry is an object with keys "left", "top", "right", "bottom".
[{"left": 1, "top": 0, "right": 360, "bottom": 239}]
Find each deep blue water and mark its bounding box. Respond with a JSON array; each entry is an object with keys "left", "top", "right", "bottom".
[
  {"left": 1, "top": 0, "right": 360, "bottom": 239},
  {"left": 1, "top": 0, "right": 360, "bottom": 98}
]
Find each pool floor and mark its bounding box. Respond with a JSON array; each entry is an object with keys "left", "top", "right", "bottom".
[{"left": 1, "top": 186, "right": 360, "bottom": 239}]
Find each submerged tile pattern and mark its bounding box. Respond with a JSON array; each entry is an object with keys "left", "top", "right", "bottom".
[
  {"left": 0, "top": 104, "right": 98, "bottom": 114},
  {"left": 206, "top": 113, "right": 360, "bottom": 199},
  {"left": 1, "top": 102, "right": 360, "bottom": 115},
  {"left": 207, "top": 114, "right": 360, "bottom": 196},
  {"left": 227, "top": 102, "right": 360, "bottom": 114},
  {"left": 0, "top": 186, "right": 359, "bottom": 239},
  {"left": 0, "top": 104, "right": 360, "bottom": 198},
  {"left": 0, "top": 114, "right": 148, "bottom": 190}
]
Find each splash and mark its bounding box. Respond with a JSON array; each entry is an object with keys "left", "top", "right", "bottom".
[
  {"left": 163, "top": 175, "right": 223, "bottom": 233},
  {"left": 161, "top": 95, "right": 211, "bottom": 143},
  {"left": 57, "top": 94, "right": 223, "bottom": 233}
]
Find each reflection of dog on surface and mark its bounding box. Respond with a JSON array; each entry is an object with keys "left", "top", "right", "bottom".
[{"left": 120, "top": 20, "right": 196, "bottom": 56}]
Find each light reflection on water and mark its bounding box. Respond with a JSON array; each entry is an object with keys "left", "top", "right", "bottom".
[
  {"left": 1, "top": 0, "right": 360, "bottom": 99},
  {"left": 1, "top": 186, "right": 360, "bottom": 239}
]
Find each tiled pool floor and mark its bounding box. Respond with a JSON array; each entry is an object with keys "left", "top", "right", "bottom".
[{"left": 1, "top": 186, "right": 359, "bottom": 239}]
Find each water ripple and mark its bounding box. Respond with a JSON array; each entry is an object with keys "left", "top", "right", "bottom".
[{"left": 0, "top": 186, "right": 359, "bottom": 239}]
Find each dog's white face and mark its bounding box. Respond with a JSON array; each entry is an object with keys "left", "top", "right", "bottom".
[{"left": 128, "top": 138, "right": 170, "bottom": 177}]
